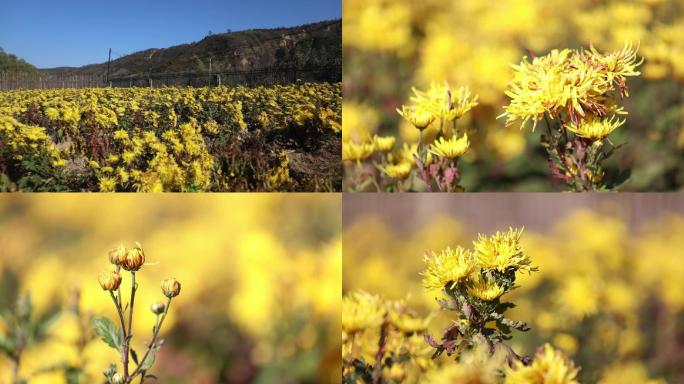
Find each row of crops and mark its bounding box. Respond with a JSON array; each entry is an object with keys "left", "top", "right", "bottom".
[{"left": 0, "top": 83, "right": 341, "bottom": 192}]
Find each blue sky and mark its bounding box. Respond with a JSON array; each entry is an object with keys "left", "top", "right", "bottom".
[{"left": 0, "top": 0, "right": 340, "bottom": 68}]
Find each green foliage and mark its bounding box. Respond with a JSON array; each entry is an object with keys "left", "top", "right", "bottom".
[
  {"left": 0, "top": 285, "right": 64, "bottom": 382},
  {"left": 93, "top": 316, "right": 122, "bottom": 351},
  {"left": 0, "top": 48, "right": 38, "bottom": 75}
]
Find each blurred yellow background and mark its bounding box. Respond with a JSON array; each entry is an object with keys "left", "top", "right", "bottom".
[
  {"left": 0, "top": 193, "right": 341, "bottom": 384},
  {"left": 343, "top": 194, "right": 684, "bottom": 383}
]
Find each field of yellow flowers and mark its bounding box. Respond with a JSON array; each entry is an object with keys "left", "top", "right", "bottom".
[
  {"left": 343, "top": 0, "right": 684, "bottom": 191},
  {"left": 0, "top": 194, "right": 341, "bottom": 384},
  {"left": 0, "top": 83, "right": 341, "bottom": 192},
  {"left": 343, "top": 196, "right": 684, "bottom": 383}
]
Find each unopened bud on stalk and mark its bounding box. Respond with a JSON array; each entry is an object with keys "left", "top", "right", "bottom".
[
  {"left": 122, "top": 242, "right": 145, "bottom": 271},
  {"left": 161, "top": 278, "right": 181, "bottom": 298},
  {"left": 99, "top": 271, "right": 122, "bottom": 291},
  {"left": 151, "top": 301, "right": 166, "bottom": 314},
  {"left": 111, "top": 373, "right": 124, "bottom": 384},
  {"left": 103, "top": 364, "right": 117, "bottom": 377},
  {"left": 108, "top": 244, "right": 127, "bottom": 266}
]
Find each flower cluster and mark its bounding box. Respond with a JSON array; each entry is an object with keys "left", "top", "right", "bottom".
[
  {"left": 421, "top": 228, "right": 537, "bottom": 364},
  {"left": 343, "top": 82, "right": 478, "bottom": 192},
  {"left": 500, "top": 44, "right": 642, "bottom": 191},
  {"left": 342, "top": 292, "right": 433, "bottom": 383},
  {"left": 344, "top": 0, "right": 684, "bottom": 191},
  {"left": 342, "top": 225, "right": 588, "bottom": 383},
  {"left": 499, "top": 44, "right": 641, "bottom": 132},
  {"left": 96, "top": 242, "right": 181, "bottom": 384},
  {"left": 345, "top": 210, "right": 681, "bottom": 382},
  {"left": 0, "top": 83, "right": 341, "bottom": 191},
  {"left": 0, "top": 115, "right": 66, "bottom": 191},
  {"left": 505, "top": 344, "right": 580, "bottom": 384}
]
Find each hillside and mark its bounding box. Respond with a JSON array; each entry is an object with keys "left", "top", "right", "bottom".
[
  {"left": 42, "top": 19, "right": 341, "bottom": 78},
  {"left": 0, "top": 48, "right": 37, "bottom": 74}
]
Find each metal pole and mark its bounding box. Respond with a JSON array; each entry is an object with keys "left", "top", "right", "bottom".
[{"left": 106, "top": 48, "right": 112, "bottom": 85}]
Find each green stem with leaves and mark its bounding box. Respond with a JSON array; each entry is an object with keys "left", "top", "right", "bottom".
[{"left": 128, "top": 297, "right": 172, "bottom": 383}]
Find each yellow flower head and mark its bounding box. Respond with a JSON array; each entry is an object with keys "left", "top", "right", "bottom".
[
  {"left": 342, "top": 140, "right": 374, "bottom": 163},
  {"left": 396, "top": 105, "right": 436, "bottom": 130},
  {"left": 342, "top": 291, "right": 385, "bottom": 333},
  {"left": 429, "top": 134, "right": 470, "bottom": 159},
  {"left": 373, "top": 135, "right": 396, "bottom": 152},
  {"left": 108, "top": 243, "right": 128, "bottom": 266},
  {"left": 424, "top": 340, "right": 505, "bottom": 384},
  {"left": 410, "top": 82, "right": 479, "bottom": 122},
  {"left": 122, "top": 242, "right": 145, "bottom": 272},
  {"left": 473, "top": 227, "right": 533, "bottom": 272},
  {"left": 98, "top": 271, "right": 122, "bottom": 291},
  {"left": 421, "top": 246, "right": 478, "bottom": 291},
  {"left": 499, "top": 44, "right": 641, "bottom": 130},
  {"left": 381, "top": 161, "right": 413, "bottom": 180},
  {"left": 505, "top": 344, "right": 580, "bottom": 384},
  {"left": 161, "top": 278, "right": 181, "bottom": 298},
  {"left": 45, "top": 107, "right": 60, "bottom": 121},
  {"left": 387, "top": 301, "right": 431, "bottom": 333},
  {"left": 392, "top": 143, "right": 420, "bottom": 165},
  {"left": 584, "top": 43, "right": 643, "bottom": 95},
  {"left": 467, "top": 273, "right": 505, "bottom": 301},
  {"left": 565, "top": 115, "right": 624, "bottom": 140}
]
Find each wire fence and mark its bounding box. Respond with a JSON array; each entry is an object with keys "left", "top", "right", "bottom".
[{"left": 0, "top": 64, "right": 341, "bottom": 90}]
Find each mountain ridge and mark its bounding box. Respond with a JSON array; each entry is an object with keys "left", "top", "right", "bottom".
[{"left": 40, "top": 19, "right": 341, "bottom": 78}]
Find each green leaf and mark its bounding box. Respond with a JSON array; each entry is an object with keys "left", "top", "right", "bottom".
[
  {"left": 0, "top": 334, "right": 16, "bottom": 357},
  {"left": 139, "top": 350, "right": 156, "bottom": 371},
  {"left": 130, "top": 348, "right": 139, "bottom": 365},
  {"left": 92, "top": 316, "right": 122, "bottom": 350}
]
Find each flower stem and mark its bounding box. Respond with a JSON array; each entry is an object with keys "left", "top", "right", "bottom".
[
  {"left": 128, "top": 297, "right": 173, "bottom": 381},
  {"left": 124, "top": 272, "right": 137, "bottom": 379},
  {"left": 371, "top": 315, "right": 389, "bottom": 384},
  {"left": 109, "top": 291, "right": 128, "bottom": 378}
]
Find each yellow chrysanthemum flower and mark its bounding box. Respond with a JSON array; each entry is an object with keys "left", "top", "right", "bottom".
[
  {"left": 388, "top": 305, "right": 431, "bottom": 333},
  {"left": 410, "top": 82, "right": 479, "bottom": 122},
  {"left": 505, "top": 344, "right": 580, "bottom": 384},
  {"left": 473, "top": 227, "right": 533, "bottom": 272},
  {"left": 381, "top": 162, "right": 413, "bottom": 180},
  {"left": 373, "top": 135, "right": 396, "bottom": 152},
  {"left": 98, "top": 177, "right": 117, "bottom": 192},
  {"left": 342, "top": 291, "right": 386, "bottom": 333},
  {"left": 44, "top": 107, "right": 60, "bottom": 121},
  {"left": 342, "top": 140, "right": 374, "bottom": 163},
  {"left": 421, "top": 246, "right": 478, "bottom": 291},
  {"left": 429, "top": 134, "right": 470, "bottom": 159},
  {"left": 499, "top": 44, "right": 641, "bottom": 130},
  {"left": 423, "top": 341, "right": 505, "bottom": 384},
  {"left": 565, "top": 116, "right": 624, "bottom": 140},
  {"left": 467, "top": 273, "right": 505, "bottom": 301},
  {"left": 392, "top": 143, "right": 421, "bottom": 165},
  {"left": 396, "top": 105, "right": 436, "bottom": 130}
]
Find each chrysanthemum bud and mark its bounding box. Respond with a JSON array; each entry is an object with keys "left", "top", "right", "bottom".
[
  {"left": 161, "top": 278, "right": 181, "bottom": 298},
  {"left": 151, "top": 301, "right": 166, "bottom": 314},
  {"left": 122, "top": 242, "right": 145, "bottom": 271},
  {"left": 103, "top": 364, "right": 116, "bottom": 377},
  {"left": 108, "top": 244, "right": 127, "bottom": 266},
  {"left": 99, "top": 271, "right": 122, "bottom": 291},
  {"left": 111, "top": 373, "right": 124, "bottom": 384}
]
